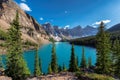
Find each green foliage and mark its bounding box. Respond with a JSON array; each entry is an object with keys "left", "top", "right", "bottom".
[
  {"left": 63, "top": 63, "right": 67, "bottom": 71},
  {"left": 39, "top": 58, "right": 42, "bottom": 75},
  {"left": 112, "top": 39, "right": 120, "bottom": 78},
  {"left": 76, "top": 56, "right": 79, "bottom": 67},
  {"left": 23, "top": 40, "right": 37, "bottom": 46},
  {"left": 96, "top": 22, "right": 112, "bottom": 74},
  {"left": 5, "top": 11, "right": 30, "bottom": 80},
  {"left": 0, "top": 43, "right": 7, "bottom": 47},
  {"left": 48, "top": 64, "right": 52, "bottom": 74},
  {"left": 0, "top": 28, "right": 7, "bottom": 40},
  {"left": 49, "top": 37, "right": 55, "bottom": 42},
  {"left": 51, "top": 42, "right": 58, "bottom": 73},
  {"left": 34, "top": 47, "right": 42, "bottom": 76},
  {"left": 58, "top": 65, "right": 62, "bottom": 72},
  {"left": 69, "top": 36, "right": 96, "bottom": 47},
  {"left": 76, "top": 73, "right": 115, "bottom": 80},
  {"left": 80, "top": 47, "right": 87, "bottom": 68},
  {"left": 0, "top": 55, "right": 3, "bottom": 69},
  {"left": 69, "top": 44, "right": 78, "bottom": 72},
  {"left": 88, "top": 57, "right": 92, "bottom": 68}
]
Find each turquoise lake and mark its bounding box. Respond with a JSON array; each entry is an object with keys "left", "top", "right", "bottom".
[
  {"left": 2, "top": 42, "right": 96, "bottom": 74},
  {"left": 23, "top": 42, "right": 96, "bottom": 74}
]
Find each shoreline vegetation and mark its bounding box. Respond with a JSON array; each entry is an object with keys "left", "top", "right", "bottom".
[
  {"left": 0, "top": 34, "right": 50, "bottom": 55},
  {"left": 0, "top": 12, "right": 120, "bottom": 80},
  {"left": 69, "top": 30, "right": 120, "bottom": 48}
]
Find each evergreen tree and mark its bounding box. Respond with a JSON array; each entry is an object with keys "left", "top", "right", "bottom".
[
  {"left": 5, "top": 11, "right": 30, "bottom": 80},
  {"left": 96, "top": 22, "right": 111, "bottom": 74},
  {"left": 76, "top": 56, "right": 79, "bottom": 67},
  {"left": 88, "top": 57, "right": 92, "bottom": 68},
  {"left": 51, "top": 42, "right": 58, "bottom": 73},
  {"left": 48, "top": 64, "right": 52, "bottom": 74},
  {"left": 39, "top": 58, "right": 42, "bottom": 75},
  {"left": 69, "top": 44, "right": 78, "bottom": 72},
  {"left": 58, "top": 65, "right": 62, "bottom": 72},
  {"left": 80, "top": 47, "right": 87, "bottom": 68},
  {"left": 63, "top": 63, "right": 67, "bottom": 71},
  {"left": 34, "top": 46, "right": 41, "bottom": 76},
  {"left": 0, "top": 55, "right": 3, "bottom": 69},
  {"left": 112, "top": 39, "right": 120, "bottom": 78}
]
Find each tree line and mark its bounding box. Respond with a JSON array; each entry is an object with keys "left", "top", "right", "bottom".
[{"left": 0, "top": 12, "right": 120, "bottom": 80}]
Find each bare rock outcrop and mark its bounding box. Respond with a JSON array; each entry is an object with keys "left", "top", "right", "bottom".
[
  {"left": 0, "top": 76, "right": 12, "bottom": 80},
  {"left": 0, "top": 0, "right": 49, "bottom": 44},
  {"left": 27, "top": 72, "right": 78, "bottom": 80}
]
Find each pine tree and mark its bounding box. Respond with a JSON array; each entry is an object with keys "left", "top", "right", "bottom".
[
  {"left": 88, "top": 57, "right": 92, "bottom": 68},
  {"left": 63, "top": 63, "right": 67, "bottom": 71},
  {"left": 5, "top": 11, "right": 30, "bottom": 80},
  {"left": 34, "top": 46, "right": 41, "bottom": 76},
  {"left": 0, "top": 55, "right": 3, "bottom": 69},
  {"left": 112, "top": 39, "right": 120, "bottom": 78},
  {"left": 96, "top": 22, "right": 112, "bottom": 74},
  {"left": 58, "top": 65, "right": 62, "bottom": 72},
  {"left": 80, "top": 47, "right": 87, "bottom": 69},
  {"left": 69, "top": 44, "right": 78, "bottom": 72},
  {"left": 39, "top": 58, "right": 42, "bottom": 75},
  {"left": 48, "top": 64, "right": 52, "bottom": 74},
  {"left": 51, "top": 42, "right": 58, "bottom": 73},
  {"left": 76, "top": 56, "right": 79, "bottom": 67}
]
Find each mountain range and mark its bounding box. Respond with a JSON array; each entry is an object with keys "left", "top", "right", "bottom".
[
  {"left": 108, "top": 23, "right": 120, "bottom": 32},
  {"left": 0, "top": 0, "right": 120, "bottom": 43},
  {"left": 42, "top": 23, "right": 98, "bottom": 41}
]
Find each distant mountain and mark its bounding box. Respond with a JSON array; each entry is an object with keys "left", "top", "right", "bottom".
[
  {"left": 108, "top": 23, "right": 120, "bottom": 32},
  {"left": 82, "top": 25, "right": 98, "bottom": 37},
  {"left": 42, "top": 23, "right": 98, "bottom": 41},
  {"left": 42, "top": 23, "right": 70, "bottom": 41},
  {"left": 107, "top": 23, "right": 120, "bottom": 39},
  {"left": 69, "top": 23, "right": 120, "bottom": 47},
  {"left": 68, "top": 25, "right": 82, "bottom": 37}
]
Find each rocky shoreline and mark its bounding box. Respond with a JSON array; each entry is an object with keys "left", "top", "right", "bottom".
[{"left": 0, "top": 72, "right": 78, "bottom": 80}]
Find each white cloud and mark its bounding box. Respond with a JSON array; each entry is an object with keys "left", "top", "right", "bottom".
[
  {"left": 19, "top": 3, "right": 32, "bottom": 11},
  {"left": 21, "top": 0, "right": 26, "bottom": 2},
  {"left": 64, "top": 25, "right": 70, "bottom": 29},
  {"left": 92, "top": 26, "right": 97, "bottom": 28},
  {"left": 92, "top": 20, "right": 111, "bottom": 25},
  {"left": 40, "top": 17, "right": 44, "bottom": 21}
]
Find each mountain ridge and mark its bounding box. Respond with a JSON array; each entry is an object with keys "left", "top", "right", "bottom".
[
  {"left": 42, "top": 23, "right": 98, "bottom": 41},
  {"left": 107, "top": 23, "right": 120, "bottom": 32}
]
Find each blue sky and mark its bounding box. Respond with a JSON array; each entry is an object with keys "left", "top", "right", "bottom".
[{"left": 15, "top": 0, "right": 120, "bottom": 28}]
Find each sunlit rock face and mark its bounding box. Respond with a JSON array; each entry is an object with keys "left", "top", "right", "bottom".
[
  {"left": 0, "top": 0, "right": 49, "bottom": 44},
  {"left": 0, "top": 76, "right": 12, "bottom": 80}
]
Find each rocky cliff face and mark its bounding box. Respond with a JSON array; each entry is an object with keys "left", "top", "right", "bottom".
[
  {"left": 0, "top": 0, "right": 49, "bottom": 44},
  {"left": 42, "top": 23, "right": 70, "bottom": 41}
]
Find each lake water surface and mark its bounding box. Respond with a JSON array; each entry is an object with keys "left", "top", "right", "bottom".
[{"left": 23, "top": 42, "right": 96, "bottom": 74}]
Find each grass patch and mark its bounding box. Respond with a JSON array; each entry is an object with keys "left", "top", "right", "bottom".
[{"left": 76, "top": 72, "right": 115, "bottom": 80}]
